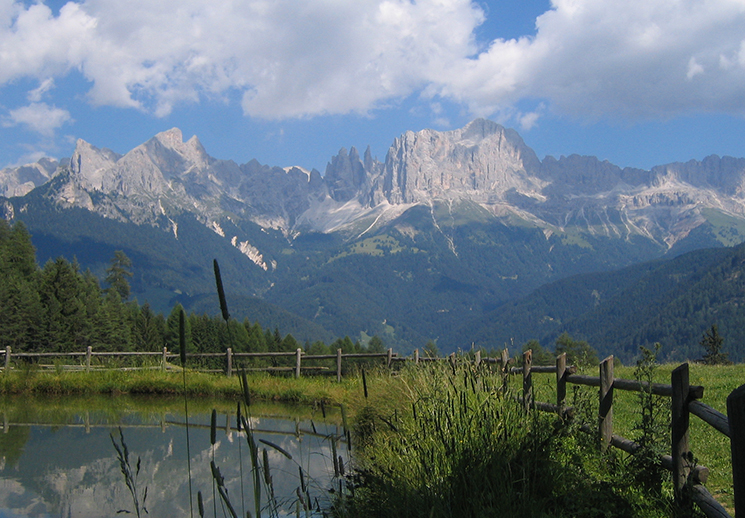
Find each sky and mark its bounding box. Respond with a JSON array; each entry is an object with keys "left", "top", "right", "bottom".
[{"left": 1, "top": 0, "right": 745, "bottom": 173}]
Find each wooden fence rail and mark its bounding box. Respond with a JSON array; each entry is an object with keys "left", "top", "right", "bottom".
[
  {"left": 0, "top": 345, "right": 398, "bottom": 381},
  {"left": 514, "top": 349, "right": 740, "bottom": 518}
]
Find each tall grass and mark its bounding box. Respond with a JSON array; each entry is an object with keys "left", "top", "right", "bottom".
[{"left": 335, "top": 361, "right": 681, "bottom": 518}]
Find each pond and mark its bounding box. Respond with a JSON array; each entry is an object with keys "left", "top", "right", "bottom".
[{"left": 0, "top": 395, "right": 348, "bottom": 517}]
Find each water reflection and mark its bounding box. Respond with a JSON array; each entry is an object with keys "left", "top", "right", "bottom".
[{"left": 0, "top": 396, "right": 347, "bottom": 517}]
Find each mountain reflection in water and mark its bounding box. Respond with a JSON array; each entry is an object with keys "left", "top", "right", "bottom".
[{"left": 0, "top": 396, "right": 346, "bottom": 517}]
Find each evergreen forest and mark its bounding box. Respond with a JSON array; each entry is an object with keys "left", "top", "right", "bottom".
[{"left": 0, "top": 220, "right": 383, "bottom": 359}]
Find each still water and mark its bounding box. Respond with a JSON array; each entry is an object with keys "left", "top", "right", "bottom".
[{"left": 0, "top": 396, "right": 347, "bottom": 517}]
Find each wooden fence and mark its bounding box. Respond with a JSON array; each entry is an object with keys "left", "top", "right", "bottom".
[
  {"left": 508, "top": 349, "right": 742, "bottom": 518},
  {"left": 0, "top": 345, "right": 397, "bottom": 382}
]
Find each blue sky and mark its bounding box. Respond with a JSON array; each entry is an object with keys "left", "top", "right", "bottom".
[{"left": 1, "top": 0, "right": 745, "bottom": 173}]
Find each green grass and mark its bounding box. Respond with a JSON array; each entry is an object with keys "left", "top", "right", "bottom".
[
  {"left": 527, "top": 362, "right": 745, "bottom": 514},
  {"left": 0, "top": 368, "right": 364, "bottom": 406},
  {"left": 334, "top": 362, "right": 698, "bottom": 518}
]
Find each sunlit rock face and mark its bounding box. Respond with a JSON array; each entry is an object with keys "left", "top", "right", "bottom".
[{"left": 3, "top": 119, "right": 745, "bottom": 248}]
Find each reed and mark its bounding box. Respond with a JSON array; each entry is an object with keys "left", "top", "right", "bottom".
[
  {"left": 335, "top": 361, "right": 679, "bottom": 518},
  {"left": 180, "top": 308, "right": 195, "bottom": 518},
  {"left": 110, "top": 427, "right": 149, "bottom": 517}
]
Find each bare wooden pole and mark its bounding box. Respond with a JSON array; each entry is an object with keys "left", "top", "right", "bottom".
[
  {"left": 226, "top": 347, "right": 233, "bottom": 378},
  {"left": 415, "top": 349, "right": 419, "bottom": 365},
  {"left": 474, "top": 350, "right": 481, "bottom": 368},
  {"left": 671, "top": 363, "right": 692, "bottom": 507},
  {"left": 523, "top": 349, "right": 533, "bottom": 411},
  {"left": 86, "top": 346, "right": 92, "bottom": 372},
  {"left": 556, "top": 352, "right": 567, "bottom": 413},
  {"left": 162, "top": 347, "right": 167, "bottom": 372},
  {"left": 727, "top": 383, "right": 745, "bottom": 517},
  {"left": 599, "top": 356, "right": 614, "bottom": 452},
  {"left": 387, "top": 348, "right": 393, "bottom": 369},
  {"left": 295, "top": 348, "right": 302, "bottom": 379},
  {"left": 337, "top": 348, "right": 343, "bottom": 382},
  {"left": 501, "top": 348, "right": 509, "bottom": 393},
  {"left": 4, "top": 346, "right": 10, "bottom": 373}
]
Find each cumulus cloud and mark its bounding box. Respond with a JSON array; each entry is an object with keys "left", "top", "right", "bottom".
[
  {"left": 4, "top": 102, "right": 73, "bottom": 136},
  {"left": 1, "top": 0, "right": 745, "bottom": 125},
  {"left": 451, "top": 0, "right": 745, "bottom": 120}
]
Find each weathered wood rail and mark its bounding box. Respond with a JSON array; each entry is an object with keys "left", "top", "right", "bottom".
[
  {"left": 0, "top": 345, "right": 397, "bottom": 381},
  {"left": 511, "top": 349, "right": 742, "bottom": 518}
]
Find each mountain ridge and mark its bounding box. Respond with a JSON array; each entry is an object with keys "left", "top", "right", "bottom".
[{"left": 3, "top": 119, "right": 745, "bottom": 354}]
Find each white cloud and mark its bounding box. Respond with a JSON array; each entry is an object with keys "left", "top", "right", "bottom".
[
  {"left": 518, "top": 110, "right": 541, "bottom": 131},
  {"left": 449, "top": 0, "right": 745, "bottom": 120},
  {"left": 4, "top": 102, "right": 73, "bottom": 136},
  {"left": 1, "top": 0, "right": 745, "bottom": 125},
  {"left": 27, "top": 78, "right": 56, "bottom": 102},
  {"left": 687, "top": 57, "right": 704, "bottom": 79}
]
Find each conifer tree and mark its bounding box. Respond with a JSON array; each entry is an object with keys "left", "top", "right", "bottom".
[
  {"left": 700, "top": 324, "right": 730, "bottom": 365},
  {"left": 105, "top": 250, "right": 133, "bottom": 301}
]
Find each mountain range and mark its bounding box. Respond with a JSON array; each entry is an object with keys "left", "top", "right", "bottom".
[{"left": 3, "top": 118, "right": 745, "bottom": 359}]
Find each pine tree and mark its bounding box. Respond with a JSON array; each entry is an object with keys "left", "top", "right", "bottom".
[
  {"left": 105, "top": 250, "right": 133, "bottom": 301},
  {"left": 700, "top": 324, "right": 731, "bottom": 365}
]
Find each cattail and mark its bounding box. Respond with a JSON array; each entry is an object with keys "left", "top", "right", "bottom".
[
  {"left": 331, "top": 438, "right": 339, "bottom": 477},
  {"left": 179, "top": 309, "right": 186, "bottom": 366},
  {"left": 262, "top": 448, "right": 271, "bottom": 485},
  {"left": 299, "top": 466, "right": 306, "bottom": 493},
  {"left": 213, "top": 259, "right": 230, "bottom": 322},
  {"left": 240, "top": 370, "right": 251, "bottom": 408},
  {"left": 210, "top": 409, "right": 217, "bottom": 446}
]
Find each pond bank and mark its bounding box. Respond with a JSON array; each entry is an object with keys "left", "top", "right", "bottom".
[{"left": 0, "top": 368, "right": 368, "bottom": 407}]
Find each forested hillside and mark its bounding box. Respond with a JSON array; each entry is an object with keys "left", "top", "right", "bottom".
[
  {"left": 464, "top": 242, "right": 745, "bottom": 363},
  {"left": 0, "top": 220, "right": 375, "bottom": 358}
]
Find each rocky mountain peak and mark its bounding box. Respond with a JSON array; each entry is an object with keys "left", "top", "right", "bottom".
[
  {"left": 0, "top": 158, "right": 59, "bottom": 197},
  {"left": 380, "top": 119, "right": 543, "bottom": 204},
  {"left": 70, "top": 139, "right": 121, "bottom": 191},
  {"left": 4, "top": 119, "right": 745, "bottom": 251}
]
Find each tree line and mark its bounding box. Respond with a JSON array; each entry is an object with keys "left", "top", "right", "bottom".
[{"left": 0, "top": 220, "right": 385, "bottom": 358}]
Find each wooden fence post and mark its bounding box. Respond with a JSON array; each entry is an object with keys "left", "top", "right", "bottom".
[
  {"left": 599, "top": 356, "right": 614, "bottom": 452},
  {"left": 226, "top": 348, "right": 233, "bottom": 377},
  {"left": 415, "top": 349, "right": 419, "bottom": 365},
  {"left": 523, "top": 349, "right": 532, "bottom": 411},
  {"left": 162, "top": 347, "right": 167, "bottom": 372},
  {"left": 556, "top": 352, "right": 567, "bottom": 413},
  {"left": 387, "top": 348, "right": 393, "bottom": 369},
  {"left": 85, "top": 346, "right": 92, "bottom": 372},
  {"left": 295, "top": 348, "right": 302, "bottom": 379},
  {"left": 727, "top": 383, "right": 745, "bottom": 517},
  {"left": 672, "top": 363, "right": 691, "bottom": 506},
  {"left": 501, "top": 348, "right": 509, "bottom": 393},
  {"left": 4, "top": 346, "right": 10, "bottom": 373},
  {"left": 474, "top": 350, "right": 481, "bottom": 368},
  {"left": 337, "top": 348, "right": 343, "bottom": 382}
]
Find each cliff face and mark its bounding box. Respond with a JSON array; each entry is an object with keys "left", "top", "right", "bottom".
[
  {"left": 379, "top": 119, "right": 543, "bottom": 204},
  {"left": 4, "top": 119, "right": 745, "bottom": 250}
]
